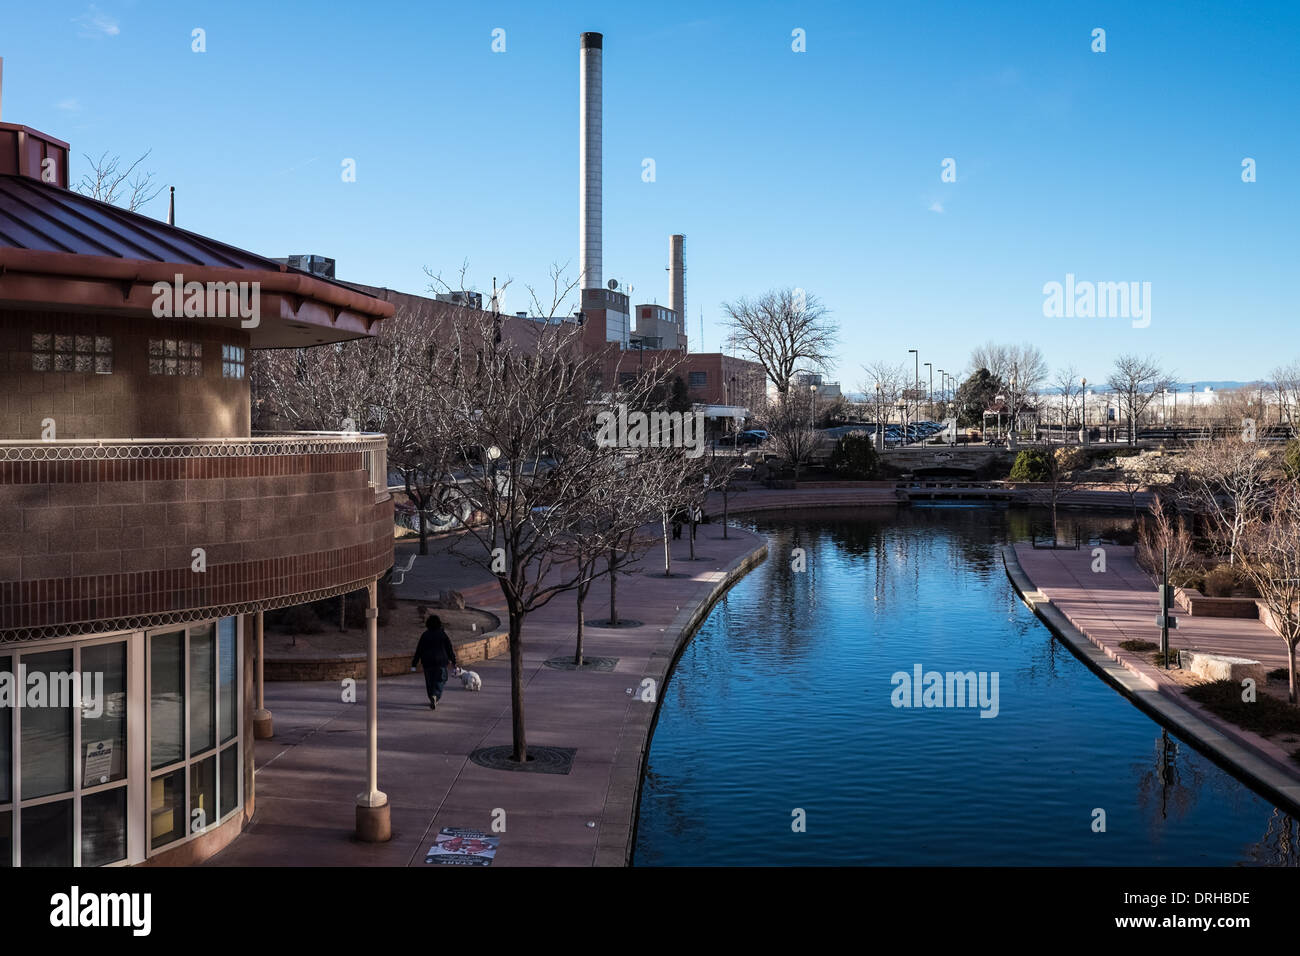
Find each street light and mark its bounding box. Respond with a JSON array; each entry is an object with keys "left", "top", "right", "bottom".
[
  {"left": 809, "top": 383, "right": 818, "bottom": 428},
  {"left": 907, "top": 349, "right": 919, "bottom": 444},
  {"left": 1080, "top": 377, "right": 1088, "bottom": 445},
  {"left": 924, "top": 362, "right": 933, "bottom": 421}
]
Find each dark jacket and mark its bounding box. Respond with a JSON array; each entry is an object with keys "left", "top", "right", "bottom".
[{"left": 413, "top": 626, "right": 456, "bottom": 671}]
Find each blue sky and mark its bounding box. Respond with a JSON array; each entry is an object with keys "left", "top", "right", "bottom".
[{"left": 5, "top": 1, "right": 1297, "bottom": 387}]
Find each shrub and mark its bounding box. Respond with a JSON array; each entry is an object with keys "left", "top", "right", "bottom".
[
  {"left": 1284, "top": 440, "right": 1300, "bottom": 480},
  {"left": 828, "top": 432, "right": 880, "bottom": 480},
  {"left": 1119, "top": 639, "right": 1158, "bottom": 652},
  {"left": 1169, "top": 568, "right": 1204, "bottom": 591},
  {"left": 1186, "top": 679, "right": 1300, "bottom": 737},
  {"left": 1204, "top": 564, "right": 1236, "bottom": 597},
  {"left": 1008, "top": 449, "right": 1051, "bottom": 482}
]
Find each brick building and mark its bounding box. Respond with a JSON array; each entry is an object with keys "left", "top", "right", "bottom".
[{"left": 0, "top": 121, "right": 396, "bottom": 865}]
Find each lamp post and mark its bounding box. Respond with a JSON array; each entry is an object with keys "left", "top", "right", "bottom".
[
  {"left": 875, "top": 383, "right": 885, "bottom": 450},
  {"left": 1080, "top": 378, "right": 1088, "bottom": 445},
  {"left": 936, "top": 368, "right": 945, "bottom": 417},
  {"left": 924, "top": 362, "right": 933, "bottom": 420},
  {"left": 809, "top": 383, "right": 818, "bottom": 428},
  {"left": 1007, "top": 375, "right": 1019, "bottom": 450},
  {"left": 908, "top": 349, "right": 919, "bottom": 445}
]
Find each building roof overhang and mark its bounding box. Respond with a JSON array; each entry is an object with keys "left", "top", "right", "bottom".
[{"left": 0, "top": 174, "right": 393, "bottom": 346}]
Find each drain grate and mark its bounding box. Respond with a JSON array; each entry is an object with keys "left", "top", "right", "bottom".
[
  {"left": 469, "top": 745, "right": 576, "bottom": 774},
  {"left": 543, "top": 655, "right": 619, "bottom": 672}
]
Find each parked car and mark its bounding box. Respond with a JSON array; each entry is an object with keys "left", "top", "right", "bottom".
[{"left": 734, "top": 429, "right": 769, "bottom": 446}]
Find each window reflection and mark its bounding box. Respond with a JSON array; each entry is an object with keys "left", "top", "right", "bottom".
[
  {"left": 20, "top": 649, "right": 72, "bottom": 800},
  {"left": 150, "top": 632, "right": 184, "bottom": 770}
]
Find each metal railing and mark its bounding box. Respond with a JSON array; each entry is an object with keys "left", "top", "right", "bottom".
[{"left": 0, "top": 431, "right": 391, "bottom": 501}]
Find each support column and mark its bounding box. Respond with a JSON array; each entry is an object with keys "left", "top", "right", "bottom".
[
  {"left": 253, "top": 611, "right": 273, "bottom": 739},
  {"left": 356, "top": 581, "right": 391, "bottom": 842}
]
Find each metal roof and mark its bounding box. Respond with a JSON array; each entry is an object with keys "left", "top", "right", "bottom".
[{"left": 0, "top": 173, "right": 284, "bottom": 270}]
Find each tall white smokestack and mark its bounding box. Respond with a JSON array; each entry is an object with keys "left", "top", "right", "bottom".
[
  {"left": 669, "top": 234, "right": 685, "bottom": 328},
  {"left": 580, "top": 32, "right": 603, "bottom": 290}
]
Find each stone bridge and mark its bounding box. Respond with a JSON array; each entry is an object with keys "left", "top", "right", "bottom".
[{"left": 880, "top": 444, "right": 1013, "bottom": 475}]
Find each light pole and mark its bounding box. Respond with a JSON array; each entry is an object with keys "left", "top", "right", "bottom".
[
  {"left": 875, "top": 383, "right": 885, "bottom": 450},
  {"left": 1080, "top": 377, "right": 1088, "bottom": 445},
  {"left": 924, "top": 362, "right": 933, "bottom": 421},
  {"left": 907, "top": 349, "right": 919, "bottom": 444},
  {"left": 809, "top": 383, "right": 818, "bottom": 428}
]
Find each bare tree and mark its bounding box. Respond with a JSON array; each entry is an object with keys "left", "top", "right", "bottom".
[
  {"left": 970, "top": 342, "right": 1047, "bottom": 445},
  {"left": 1107, "top": 354, "right": 1173, "bottom": 445},
  {"left": 1236, "top": 481, "right": 1300, "bottom": 704},
  {"left": 860, "top": 360, "right": 908, "bottom": 447},
  {"left": 74, "top": 149, "right": 164, "bottom": 211},
  {"left": 1269, "top": 359, "right": 1300, "bottom": 437},
  {"left": 1023, "top": 447, "right": 1085, "bottom": 543},
  {"left": 1136, "top": 492, "right": 1196, "bottom": 578},
  {"left": 420, "top": 309, "right": 658, "bottom": 761},
  {"left": 761, "top": 399, "right": 820, "bottom": 482},
  {"left": 722, "top": 288, "right": 839, "bottom": 399},
  {"left": 1052, "top": 364, "right": 1082, "bottom": 434},
  {"left": 1181, "top": 436, "right": 1277, "bottom": 564}
]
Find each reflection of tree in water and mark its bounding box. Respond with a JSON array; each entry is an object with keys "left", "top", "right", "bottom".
[
  {"left": 1242, "top": 808, "right": 1300, "bottom": 866},
  {"left": 1133, "top": 729, "right": 1204, "bottom": 826}
]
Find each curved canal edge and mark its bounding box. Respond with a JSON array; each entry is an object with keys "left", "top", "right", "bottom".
[
  {"left": 602, "top": 535, "right": 769, "bottom": 866},
  {"left": 1002, "top": 545, "right": 1300, "bottom": 817}
]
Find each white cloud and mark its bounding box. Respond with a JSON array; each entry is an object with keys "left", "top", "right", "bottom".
[
  {"left": 55, "top": 98, "right": 82, "bottom": 112},
  {"left": 74, "top": 5, "right": 120, "bottom": 38},
  {"left": 928, "top": 200, "right": 945, "bottom": 214}
]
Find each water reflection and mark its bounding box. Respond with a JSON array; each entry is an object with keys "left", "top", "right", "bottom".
[{"left": 635, "top": 507, "right": 1297, "bottom": 866}]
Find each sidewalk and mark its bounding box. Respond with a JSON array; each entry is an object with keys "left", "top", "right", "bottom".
[
  {"left": 208, "top": 525, "right": 766, "bottom": 867},
  {"left": 1008, "top": 544, "right": 1300, "bottom": 814}
]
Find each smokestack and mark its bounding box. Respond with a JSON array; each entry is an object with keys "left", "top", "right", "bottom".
[
  {"left": 579, "top": 32, "right": 602, "bottom": 290},
  {"left": 669, "top": 234, "right": 685, "bottom": 327}
]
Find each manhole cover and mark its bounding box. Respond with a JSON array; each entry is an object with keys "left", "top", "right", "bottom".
[
  {"left": 469, "top": 745, "right": 576, "bottom": 774},
  {"left": 587, "top": 618, "right": 644, "bottom": 629},
  {"left": 543, "top": 655, "right": 618, "bottom": 671}
]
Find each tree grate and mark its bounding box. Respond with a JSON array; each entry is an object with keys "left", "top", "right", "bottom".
[
  {"left": 543, "top": 655, "right": 619, "bottom": 672},
  {"left": 469, "top": 745, "right": 576, "bottom": 774}
]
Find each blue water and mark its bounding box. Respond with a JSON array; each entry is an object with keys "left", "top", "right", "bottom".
[{"left": 633, "top": 506, "right": 1298, "bottom": 866}]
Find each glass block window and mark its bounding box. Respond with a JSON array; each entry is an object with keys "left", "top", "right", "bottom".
[
  {"left": 688, "top": 371, "right": 708, "bottom": 387},
  {"left": 148, "top": 338, "right": 203, "bottom": 376},
  {"left": 222, "top": 345, "right": 245, "bottom": 379},
  {"left": 32, "top": 333, "right": 112, "bottom": 374}
]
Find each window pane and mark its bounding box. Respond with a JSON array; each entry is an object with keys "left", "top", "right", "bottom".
[
  {"left": 149, "top": 768, "right": 186, "bottom": 850},
  {"left": 219, "top": 745, "right": 239, "bottom": 820},
  {"left": 0, "top": 810, "right": 9, "bottom": 867},
  {"left": 81, "top": 642, "right": 127, "bottom": 786},
  {"left": 219, "top": 618, "right": 237, "bottom": 743},
  {"left": 21, "top": 798, "right": 72, "bottom": 866},
  {"left": 20, "top": 649, "right": 73, "bottom": 799},
  {"left": 0, "top": 656, "right": 10, "bottom": 803},
  {"left": 191, "top": 755, "right": 215, "bottom": 831},
  {"left": 150, "top": 631, "right": 185, "bottom": 770},
  {"left": 190, "top": 623, "right": 215, "bottom": 756},
  {"left": 81, "top": 787, "right": 127, "bottom": 867}
]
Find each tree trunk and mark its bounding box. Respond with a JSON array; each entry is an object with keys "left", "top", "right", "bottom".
[
  {"left": 574, "top": 581, "right": 588, "bottom": 666},
  {"left": 509, "top": 611, "right": 527, "bottom": 761},
  {"left": 339, "top": 593, "right": 347, "bottom": 632},
  {"left": 662, "top": 513, "right": 672, "bottom": 576},
  {"left": 1288, "top": 641, "right": 1297, "bottom": 706},
  {"left": 417, "top": 507, "right": 429, "bottom": 556},
  {"left": 689, "top": 513, "right": 696, "bottom": 560},
  {"left": 722, "top": 487, "right": 729, "bottom": 540},
  {"left": 608, "top": 550, "right": 619, "bottom": 626}
]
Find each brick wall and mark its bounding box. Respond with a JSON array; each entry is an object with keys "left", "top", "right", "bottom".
[
  {"left": 0, "top": 452, "right": 393, "bottom": 634},
  {"left": 0, "top": 309, "right": 251, "bottom": 439}
]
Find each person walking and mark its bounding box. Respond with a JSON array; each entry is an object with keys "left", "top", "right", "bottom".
[{"left": 412, "top": 614, "right": 457, "bottom": 710}]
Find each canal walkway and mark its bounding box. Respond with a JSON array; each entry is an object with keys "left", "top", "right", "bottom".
[
  {"left": 1008, "top": 544, "right": 1300, "bottom": 814},
  {"left": 208, "top": 526, "right": 766, "bottom": 867}
]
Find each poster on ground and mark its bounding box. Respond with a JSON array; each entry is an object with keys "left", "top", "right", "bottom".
[{"left": 425, "top": 827, "right": 500, "bottom": 866}]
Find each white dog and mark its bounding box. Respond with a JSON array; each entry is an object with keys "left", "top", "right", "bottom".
[{"left": 453, "top": 666, "right": 482, "bottom": 691}]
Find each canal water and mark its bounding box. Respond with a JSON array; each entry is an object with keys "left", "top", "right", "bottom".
[{"left": 633, "top": 505, "right": 1298, "bottom": 866}]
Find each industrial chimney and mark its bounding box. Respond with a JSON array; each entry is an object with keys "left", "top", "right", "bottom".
[
  {"left": 579, "top": 32, "right": 602, "bottom": 290},
  {"left": 669, "top": 234, "right": 685, "bottom": 328}
]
